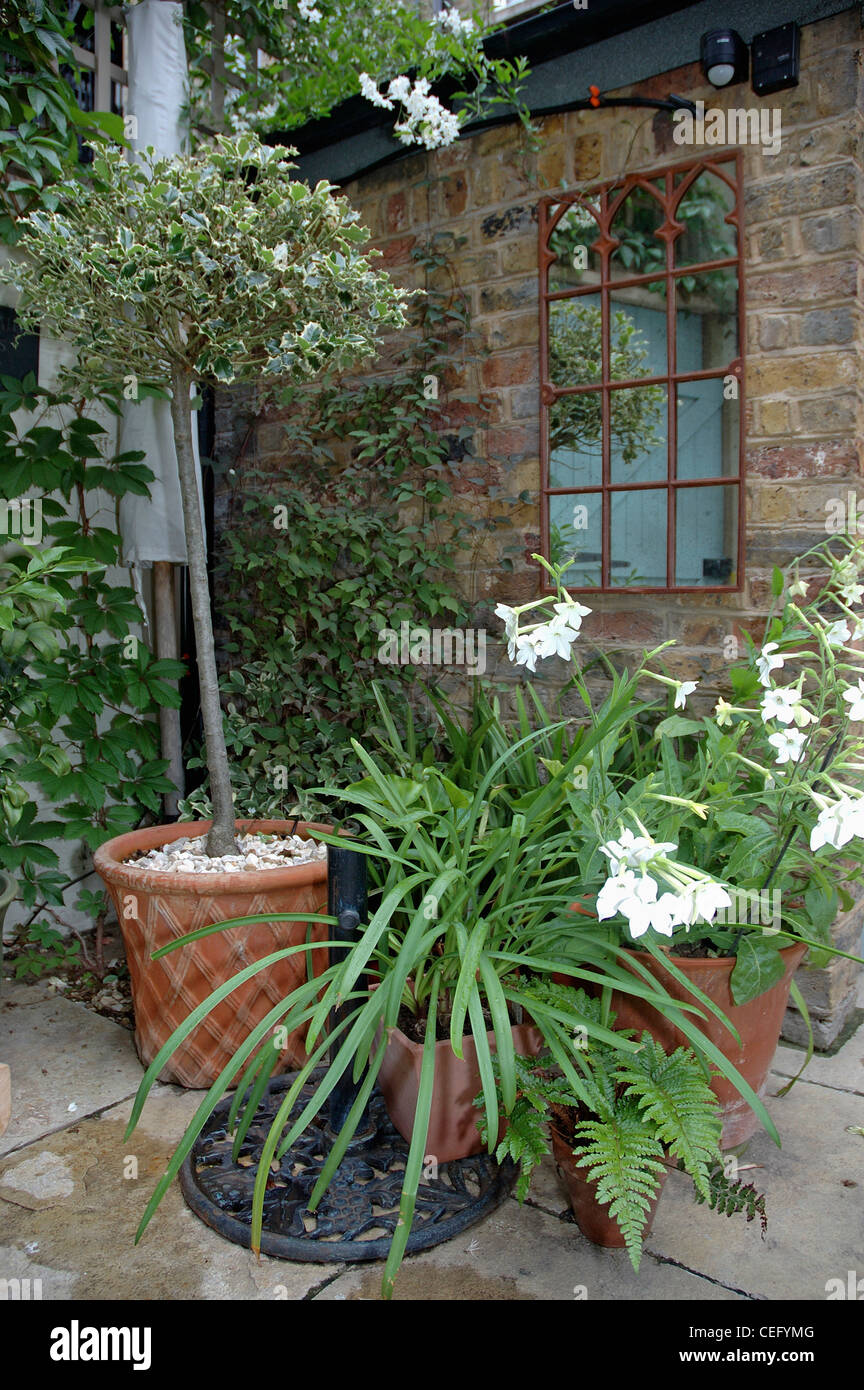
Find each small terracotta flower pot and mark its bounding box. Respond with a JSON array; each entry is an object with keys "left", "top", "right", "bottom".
[
  {"left": 609, "top": 942, "right": 808, "bottom": 1147},
  {"left": 550, "top": 1126, "right": 667, "bottom": 1247},
  {"left": 378, "top": 1021, "right": 543, "bottom": 1163},
  {"left": 94, "top": 819, "right": 330, "bottom": 1088}
]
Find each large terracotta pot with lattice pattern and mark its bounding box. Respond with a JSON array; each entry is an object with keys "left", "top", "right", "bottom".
[{"left": 94, "top": 820, "right": 329, "bottom": 1088}]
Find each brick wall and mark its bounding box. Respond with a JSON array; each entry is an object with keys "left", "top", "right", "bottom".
[
  {"left": 334, "top": 8, "right": 864, "bottom": 698},
  {"left": 241, "top": 8, "right": 864, "bottom": 1044}
]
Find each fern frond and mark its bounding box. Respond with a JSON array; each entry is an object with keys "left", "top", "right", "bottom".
[
  {"left": 693, "top": 1163, "right": 768, "bottom": 1236},
  {"left": 572, "top": 1103, "right": 666, "bottom": 1271},
  {"left": 490, "top": 1096, "right": 552, "bottom": 1202},
  {"left": 618, "top": 1034, "right": 721, "bottom": 1198}
]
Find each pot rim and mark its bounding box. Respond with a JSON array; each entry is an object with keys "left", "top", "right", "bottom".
[
  {"left": 625, "top": 939, "right": 808, "bottom": 973},
  {"left": 93, "top": 818, "right": 331, "bottom": 895}
]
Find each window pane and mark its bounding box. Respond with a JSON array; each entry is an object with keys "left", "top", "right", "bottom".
[
  {"left": 609, "top": 280, "right": 667, "bottom": 380},
  {"left": 549, "top": 396, "right": 602, "bottom": 487},
  {"left": 548, "top": 201, "right": 602, "bottom": 288},
  {"left": 676, "top": 382, "right": 739, "bottom": 481},
  {"left": 548, "top": 295, "right": 601, "bottom": 386},
  {"left": 549, "top": 493, "right": 602, "bottom": 585},
  {"left": 676, "top": 269, "right": 738, "bottom": 371},
  {"left": 610, "top": 489, "right": 667, "bottom": 588},
  {"left": 675, "top": 485, "right": 738, "bottom": 586},
  {"left": 674, "top": 169, "right": 736, "bottom": 267},
  {"left": 610, "top": 386, "right": 666, "bottom": 483},
  {"left": 609, "top": 180, "right": 667, "bottom": 281}
]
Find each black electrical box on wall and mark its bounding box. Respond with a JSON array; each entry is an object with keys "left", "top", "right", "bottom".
[{"left": 751, "top": 22, "right": 800, "bottom": 96}]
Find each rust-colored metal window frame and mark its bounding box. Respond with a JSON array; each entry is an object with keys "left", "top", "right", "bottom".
[{"left": 538, "top": 150, "right": 745, "bottom": 594}]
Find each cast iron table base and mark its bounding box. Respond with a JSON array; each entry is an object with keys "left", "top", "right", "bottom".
[{"left": 180, "top": 1069, "right": 517, "bottom": 1263}]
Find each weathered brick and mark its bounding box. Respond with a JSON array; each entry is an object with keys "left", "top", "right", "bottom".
[
  {"left": 481, "top": 349, "right": 536, "bottom": 388},
  {"left": 800, "top": 307, "right": 856, "bottom": 346},
  {"left": 587, "top": 610, "right": 665, "bottom": 644},
  {"left": 499, "top": 238, "right": 539, "bottom": 276},
  {"left": 483, "top": 424, "right": 533, "bottom": 459},
  {"left": 385, "top": 191, "right": 409, "bottom": 233},
  {"left": 378, "top": 235, "right": 417, "bottom": 266},
  {"left": 476, "top": 311, "right": 538, "bottom": 351},
  {"left": 568, "top": 131, "right": 603, "bottom": 180},
  {"left": 479, "top": 278, "right": 537, "bottom": 314},
  {"left": 758, "top": 399, "right": 791, "bottom": 435},
  {"left": 510, "top": 384, "right": 539, "bottom": 419},
  {"left": 677, "top": 618, "right": 735, "bottom": 648},
  {"left": 754, "top": 314, "right": 794, "bottom": 351},
  {"left": 799, "top": 395, "right": 858, "bottom": 434},
  {"left": 799, "top": 207, "right": 857, "bottom": 255},
  {"left": 747, "top": 442, "right": 861, "bottom": 479},
  {"left": 479, "top": 203, "right": 538, "bottom": 241},
  {"left": 749, "top": 352, "right": 857, "bottom": 395},
  {"left": 754, "top": 222, "right": 794, "bottom": 262},
  {"left": 749, "top": 261, "right": 858, "bottom": 307},
  {"left": 436, "top": 170, "right": 469, "bottom": 219}
]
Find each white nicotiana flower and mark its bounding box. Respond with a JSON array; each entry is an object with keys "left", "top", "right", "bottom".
[
  {"left": 674, "top": 879, "right": 733, "bottom": 926},
  {"left": 534, "top": 615, "right": 581, "bottom": 662},
  {"left": 596, "top": 870, "right": 664, "bottom": 939},
  {"left": 767, "top": 726, "right": 808, "bottom": 764},
  {"left": 715, "top": 697, "right": 734, "bottom": 727},
  {"left": 494, "top": 602, "right": 519, "bottom": 648},
  {"left": 756, "top": 642, "right": 785, "bottom": 686},
  {"left": 839, "top": 580, "right": 864, "bottom": 606},
  {"left": 824, "top": 619, "right": 851, "bottom": 648},
  {"left": 810, "top": 796, "right": 864, "bottom": 851},
  {"left": 511, "top": 630, "right": 548, "bottom": 673},
  {"left": 599, "top": 828, "right": 677, "bottom": 873},
  {"left": 842, "top": 678, "right": 864, "bottom": 721},
  {"left": 788, "top": 576, "right": 808, "bottom": 599},
  {"left": 760, "top": 684, "right": 814, "bottom": 727},
  {"left": 674, "top": 680, "right": 698, "bottom": 709},
  {"left": 553, "top": 599, "right": 592, "bottom": 630},
  {"left": 852, "top": 619, "right": 864, "bottom": 641}
]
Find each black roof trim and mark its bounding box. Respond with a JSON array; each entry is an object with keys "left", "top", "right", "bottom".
[{"left": 270, "top": 0, "right": 700, "bottom": 158}]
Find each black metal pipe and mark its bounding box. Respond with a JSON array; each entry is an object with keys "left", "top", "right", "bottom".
[{"left": 327, "top": 844, "right": 368, "bottom": 1132}]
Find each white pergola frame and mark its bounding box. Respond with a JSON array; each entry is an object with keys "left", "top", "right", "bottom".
[{"left": 67, "top": 1, "right": 129, "bottom": 115}]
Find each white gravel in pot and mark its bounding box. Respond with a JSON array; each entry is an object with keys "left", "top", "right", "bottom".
[{"left": 126, "top": 832, "right": 328, "bottom": 874}]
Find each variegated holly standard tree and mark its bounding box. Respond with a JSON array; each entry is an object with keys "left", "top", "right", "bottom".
[{"left": 4, "top": 133, "right": 407, "bottom": 854}]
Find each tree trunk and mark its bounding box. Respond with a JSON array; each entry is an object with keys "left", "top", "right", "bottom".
[{"left": 168, "top": 368, "right": 236, "bottom": 856}]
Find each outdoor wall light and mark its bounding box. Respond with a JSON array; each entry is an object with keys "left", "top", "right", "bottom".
[{"left": 700, "top": 29, "right": 749, "bottom": 87}]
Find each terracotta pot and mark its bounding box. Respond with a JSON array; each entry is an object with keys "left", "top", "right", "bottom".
[
  {"left": 378, "top": 1020, "right": 543, "bottom": 1162},
  {"left": 94, "top": 820, "right": 329, "bottom": 1088},
  {"left": 550, "top": 1126, "right": 667, "bottom": 1247},
  {"left": 609, "top": 941, "right": 808, "bottom": 1148}
]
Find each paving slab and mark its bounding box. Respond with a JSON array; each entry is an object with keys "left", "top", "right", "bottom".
[
  {"left": 0, "top": 1084, "right": 342, "bottom": 1300},
  {"left": 312, "top": 1194, "right": 745, "bottom": 1301},
  {"left": 645, "top": 1078, "right": 864, "bottom": 1300},
  {"left": 0, "top": 992, "right": 146, "bottom": 1156}
]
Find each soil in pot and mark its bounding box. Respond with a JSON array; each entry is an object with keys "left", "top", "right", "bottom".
[
  {"left": 609, "top": 941, "right": 808, "bottom": 1148},
  {"left": 94, "top": 819, "right": 330, "bottom": 1089},
  {"left": 377, "top": 1008, "right": 543, "bottom": 1163}
]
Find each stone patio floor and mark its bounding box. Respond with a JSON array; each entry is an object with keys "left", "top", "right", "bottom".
[{"left": 1, "top": 974, "right": 862, "bottom": 1302}]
